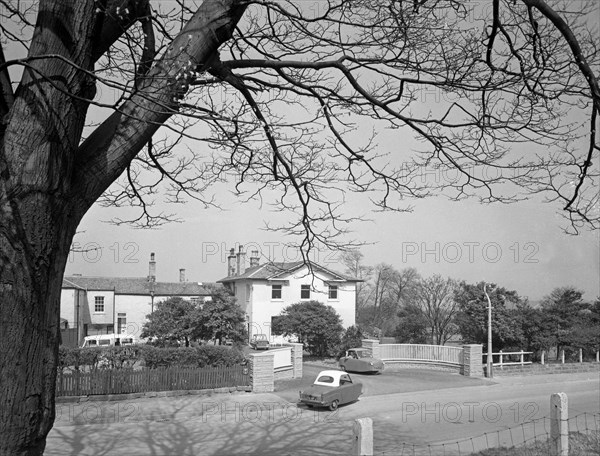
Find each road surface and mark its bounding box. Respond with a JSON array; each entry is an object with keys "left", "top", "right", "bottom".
[{"left": 45, "top": 368, "right": 599, "bottom": 455}]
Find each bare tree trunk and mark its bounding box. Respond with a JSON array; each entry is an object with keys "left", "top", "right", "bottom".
[
  {"left": 0, "top": 1, "right": 246, "bottom": 453},
  {"left": 0, "top": 189, "right": 77, "bottom": 455}
]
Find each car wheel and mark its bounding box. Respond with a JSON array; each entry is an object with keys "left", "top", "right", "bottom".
[
  {"left": 329, "top": 400, "right": 339, "bottom": 411},
  {"left": 306, "top": 404, "right": 313, "bottom": 408}
]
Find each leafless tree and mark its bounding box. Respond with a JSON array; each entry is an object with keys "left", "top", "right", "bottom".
[
  {"left": 0, "top": 0, "right": 598, "bottom": 453},
  {"left": 340, "top": 249, "right": 372, "bottom": 311},
  {"left": 358, "top": 264, "right": 420, "bottom": 334},
  {"left": 413, "top": 275, "right": 460, "bottom": 345}
]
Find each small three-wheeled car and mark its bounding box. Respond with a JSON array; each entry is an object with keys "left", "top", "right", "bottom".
[{"left": 338, "top": 348, "right": 384, "bottom": 373}]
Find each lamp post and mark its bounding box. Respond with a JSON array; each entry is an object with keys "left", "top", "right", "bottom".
[{"left": 484, "top": 283, "right": 493, "bottom": 378}]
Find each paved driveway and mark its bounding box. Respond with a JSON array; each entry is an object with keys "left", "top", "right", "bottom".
[{"left": 273, "top": 363, "right": 489, "bottom": 403}]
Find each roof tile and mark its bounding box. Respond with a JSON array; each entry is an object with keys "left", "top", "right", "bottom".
[{"left": 62, "top": 276, "right": 211, "bottom": 296}]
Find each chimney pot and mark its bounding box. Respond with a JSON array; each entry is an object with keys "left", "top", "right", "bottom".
[
  {"left": 227, "top": 247, "right": 237, "bottom": 277},
  {"left": 179, "top": 268, "right": 186, "bottom": 282},
  {"left": 236, "top": 244, "right": 246, "bottom": 276},
  {"left": 250, "top": 250, "right": 260, "bottom": 268}
]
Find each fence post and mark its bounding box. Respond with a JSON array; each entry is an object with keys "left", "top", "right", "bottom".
[
  {"left": 550, "top": 393, "right": 568, "bottom": 456},
  {"left": 520, "top": 351, "right": 524, "bottom": 366},
  {"left": 579, "top": 348, "right": 582, "bottom": 363},
  {"left": 597, "top": 351, "right": 599, "bottom": 363},
  {"left": 560, "top": 350, "right": 565, "bottom": 364},
  {"left": 499, "top": 350, "right": 503, "bottom": 368},
  {"left": 352, "top": 417, "right": 373, "bottom": 456},
  {"left": 541, "top": 351, "right": 545, "bottom": 365}
]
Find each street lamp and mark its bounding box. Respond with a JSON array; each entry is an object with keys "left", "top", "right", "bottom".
[{"left": 484, "top": 283, "right": 493, "bottom": 378}]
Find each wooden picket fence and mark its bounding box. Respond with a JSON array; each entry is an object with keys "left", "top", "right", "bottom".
[{"left": 56, "top": 366, "right": 249, "bottom": 397}]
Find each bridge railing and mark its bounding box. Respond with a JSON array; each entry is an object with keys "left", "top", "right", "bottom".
[{"left": 378, "top": 343, "right": 464, "bottom": 367}]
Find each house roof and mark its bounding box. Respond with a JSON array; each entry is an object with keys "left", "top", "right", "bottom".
[
  {"left": 217, "top": 261, "right": 361, "bottom": 283},
  {"left": 62, "top": 276, "right": 212, "bottom": 296}
]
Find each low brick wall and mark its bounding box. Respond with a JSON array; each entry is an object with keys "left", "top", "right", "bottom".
[
  {"left": 491, "top": 362, "right": 600, "bottom": 377},
  {"left": 274, "top": 368, "right": 293, "bottom": 380}
]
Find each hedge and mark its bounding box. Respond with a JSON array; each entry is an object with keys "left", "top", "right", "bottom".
[{"left": 59, "top": 344, "right": 246, "bottom": 371}]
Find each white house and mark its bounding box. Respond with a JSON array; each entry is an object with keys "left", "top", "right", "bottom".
[
  {"left": 218, "top": 246, "right": 359, "bottom": 342},
  {"left": 60, "top": 253, "right": 211, "bottom": 346}
]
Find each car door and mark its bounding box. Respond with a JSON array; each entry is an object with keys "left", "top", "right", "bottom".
[
  {"left": 345, "top": 350, "right": 360, "bottom": 372},
  {"left": 339, "top": 374, "right": 353, "bottom": 403}
]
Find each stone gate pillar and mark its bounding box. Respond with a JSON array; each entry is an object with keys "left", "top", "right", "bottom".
[{"left": 462, "top": 344, "right": 483, "bottom": 377}]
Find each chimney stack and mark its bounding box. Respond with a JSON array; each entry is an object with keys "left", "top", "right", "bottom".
[
  {"left": 236, "top": 245, "right": 246, "bottom": 276},
  {"left": 250, "top": 250, "right": 260, "bottom": 268},
  {"left": 227, "top": 248, "right": 236, "bottom": 277},
  {"left": 148, "top": 253, "right": 156, "bottom": 282},
  {"left": 179, "top": 268, "right": 186, "bottom": 282}
]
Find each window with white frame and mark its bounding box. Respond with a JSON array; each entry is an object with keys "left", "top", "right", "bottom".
[
  {"left": 271, "top": 284, "right": 282, "bottom": 300},
  {"left": 328, "top": 285, "right": 338, "bottom": 300},
  {"left": 94, "top": 296, "right": 105, "bottom": 313},
  {"left": 300, "top": 285, "right": 310, "bottom": 299}
]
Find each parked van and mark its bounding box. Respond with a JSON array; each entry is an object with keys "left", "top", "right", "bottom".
[{"left": 80, "top": 333, "right": 139, "bottom": 348}]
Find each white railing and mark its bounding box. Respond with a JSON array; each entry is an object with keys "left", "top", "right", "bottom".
[
  {"left": 483, "top": 350, "right": 533, "bottom": 367},
  {"left": 379, "top": 344, "right": 464, "bottom": 367}
]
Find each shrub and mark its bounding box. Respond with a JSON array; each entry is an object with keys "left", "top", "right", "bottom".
[
  {"left": 58, "top": 344, "right": 246, "bottom": 370},
  {"left": 135, "top": 345, "right": 245, "bottom": 369},
  {"left": 336, "top": 326, "right": 365, "bottom": 359},
  {"left": 273, "top": 300, "right": 344, "bottom": 357}
]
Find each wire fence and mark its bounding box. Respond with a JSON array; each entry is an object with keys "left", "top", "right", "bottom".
[{"left": 374, "top": 412, "right": 600, "bottom": 456}]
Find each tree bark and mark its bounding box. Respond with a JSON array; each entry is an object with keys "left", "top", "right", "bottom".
[
  {"left": 0, "top": 191, "right": 77, "bottom": 455},
  {"left": 0, "top": 1, "right": 246, "bottom": 454}
]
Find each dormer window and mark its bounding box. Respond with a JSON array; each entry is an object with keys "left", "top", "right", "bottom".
[{"left": 301, "top": 285, "right": 310, "bottom": 299}]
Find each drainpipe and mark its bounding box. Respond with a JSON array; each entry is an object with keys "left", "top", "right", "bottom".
[
  {"left": 76, "top": 290, "right": 80, "bottom": 346},
  {"left": 113, "top": 287, "right": 116, "bottom": 336}
]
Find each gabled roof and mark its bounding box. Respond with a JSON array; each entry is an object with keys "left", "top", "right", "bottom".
[
  {"left": 217, "top": 261, "right": 361, "bottom": 283},
  {"left": 62, "top": 276, "right": 211, "bottom": 296}
]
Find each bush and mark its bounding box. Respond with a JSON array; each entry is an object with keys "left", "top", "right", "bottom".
[
  {"left": 273, "top": 300, "right": 344, "bottom": 357},
  {"left": 139, "top": 345, "right": 245, "bottom": 369},
  {"left": 336, "top": 326, "right": 365, "bottom": 359},
  {"left": 58, "top": 344, "right": 246, "bottom": 370},
  {"left": 58, "top": 345, "right": 144, "bottom": 371}
]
